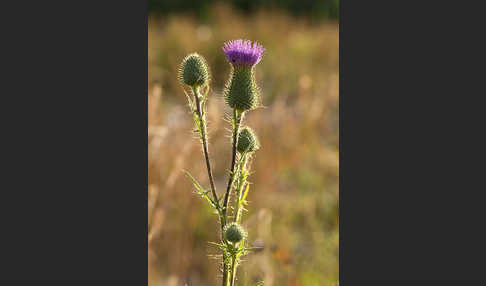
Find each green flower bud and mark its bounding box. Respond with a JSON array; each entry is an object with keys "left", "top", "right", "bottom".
[
  {"left": 178, "top": 53, "right": 210, "bottom": 87},
  {"left": 224, "top": 222, "right": 247, "bottom": 243},
  {"left": 237, "top": 127, "right": 260, "bottom": 154},
  {"left": 224, "top": 66, "right": 260, "bottom": 111}
]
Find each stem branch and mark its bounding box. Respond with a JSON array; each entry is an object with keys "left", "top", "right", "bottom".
[
  {"left": 234, "top": 154, "right": 249, "bottom": 224},
  {"left": 230, "top": 254, "right": 237, "bottom": 286},
  {"left": 193, "top": 86, "right": 219, "bottom": 206},
  {"left": 222, "top": 109, "right": 242, "bottom": 286},
  {"left": 222, "top": 109, "right": 242, "bottom": 219}
]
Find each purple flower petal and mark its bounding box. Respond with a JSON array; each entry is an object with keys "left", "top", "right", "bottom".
[{"left": 222, "top": 39, "right": 265, "bottom": 66}]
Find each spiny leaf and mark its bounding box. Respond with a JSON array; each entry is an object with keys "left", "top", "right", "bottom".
[
  {"left": 182, "top": 87, "right": 194, "bottom": 109},
  {"left": 208, "top": 241, "right": 225, "bottom": 249},
  {"left": 241, "top": 184, "right": 250, "bottom": 202},
  {"left": 244, "top": 246, "right": 263, "bottom": 253},
  {"left": 203, "top": 84, "right": 210, "bottom": 98},
  {"left": 184, "top": 170, "right": 204, "bottom": 191},
  {"left": 192, "top": 112, "right": 201, "bottom": 128},
  {"left": 184, "top": 170, "right": 217, "bottom": 208}
]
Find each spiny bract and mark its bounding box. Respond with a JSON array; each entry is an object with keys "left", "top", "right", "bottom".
[
  {"left": 178, "top": 53, "right": 210, "bottom": 87},
  {"left": 224, "top": 66, "right": 260, "bottom": 111},
  {"left": 224, "top": 222, "right": 247, "bottom": 243},
  {"left": 237, "top": 126, "right": 260, "bottom": 153},
  {"left": 222, "top": 39, "right": 264, "bottom": 111}
]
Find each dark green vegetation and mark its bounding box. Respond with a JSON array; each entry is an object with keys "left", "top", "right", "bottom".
[{"left": 148, "top": 0, "right": 339, "bottom": 20}]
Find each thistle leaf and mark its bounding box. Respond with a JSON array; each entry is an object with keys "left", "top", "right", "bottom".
[
  {"left": 203, "top": 84, "right": 210, "bottom": 98},
  {"left": 184, "top": 171, "right": 217, "bottom": 209},
  {"left": 241, "top": 184, "right": 250, "bottom": 202},
  {"left": 208, "top": 241, "right": 225, "bottom": 249},
  {"left": 182, "top": 88, "right": 194, "bottom": 109}
]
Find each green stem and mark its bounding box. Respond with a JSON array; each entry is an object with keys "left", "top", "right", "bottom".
[
  {"left": 230, "top": 254, "right": 237, "bottom": 286},
  {"left": 222, "top": 252, "right": 230, "bottom": 286},
  {"left": 229, "top": 156, "right": 249, "bottom": 286},
  {"left": 222, "top": 109, "right": 242, "bottom": 219},
  {"left": 192, "top": 87, "right": 229, "bottom": 286},
  {"left": 222, "top": 109, "right": 243, "bottom": 286},
  {"left": 192, "top": 86, "right": 219, "bottom": 207},
  {"left": 234, "top": 154, "right": 249, "bottom": 224}
]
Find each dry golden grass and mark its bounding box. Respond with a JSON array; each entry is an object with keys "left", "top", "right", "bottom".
[{"left": 149, "top": 4, "right": 338, "bottom": 286}]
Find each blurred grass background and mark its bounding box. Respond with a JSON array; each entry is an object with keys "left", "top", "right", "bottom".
[{"left": 148, "top": 2, "right": 338, "bottom": 285}]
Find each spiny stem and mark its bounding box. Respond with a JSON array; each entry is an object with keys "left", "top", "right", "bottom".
[
  {"left": 193, "top": 86, "right": 228, "bottom": 285},
  {"left": 222, "top": 109, "right": 243, "bottom": 286},
  {"left": 229, "top": 156, "right": 249, "bottom": 286},
  {"left": 192, "top": 86, "right": 219, "bottom": 207},
  {"left": 222, "top": 109, "right": 242, "bottom": 219},
  {"left": 230, "top": 254, "right": 237, "bottom": 286},
  {"left": 234, "top": 154, "right": 249, "bottom": 224},
  {"left": 222, "top": 253, "right": 229, "bottom": 286}
]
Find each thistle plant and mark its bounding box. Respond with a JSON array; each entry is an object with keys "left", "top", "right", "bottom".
[{"left": 178, "top": 40, "right": 265, "bottom": 286}]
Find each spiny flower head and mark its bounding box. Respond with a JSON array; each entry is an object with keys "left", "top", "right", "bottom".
[
  {"left": 223, "top": 40, "right": 265, "bottom": 67},
  {"left": 224, "top": 222, "right": 247, "bottom": 243},
  {"left": 237, "top": 126, "right": 260, "bottom": 154},
  {"left": 222, "top": 41, "right": 264, "bottom": 111},
  {"left": 178, "top": 53, "right": 210, "bottom": 87}
]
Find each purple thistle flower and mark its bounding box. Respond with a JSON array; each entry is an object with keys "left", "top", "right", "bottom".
[{"left": 222, "top": 40, "right": 265, "bottom": 66}]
